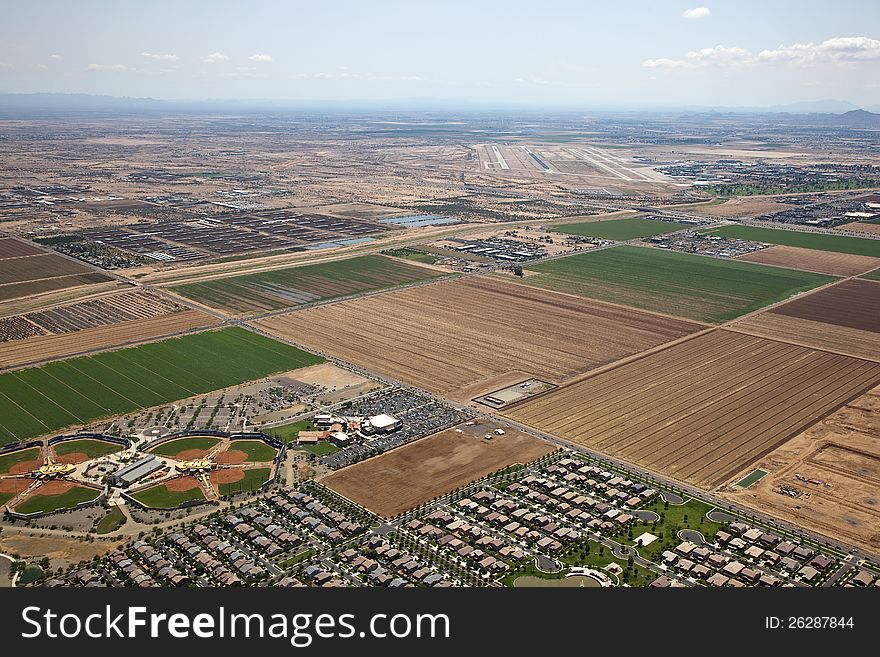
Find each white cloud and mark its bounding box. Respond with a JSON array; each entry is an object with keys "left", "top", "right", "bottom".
[
  {"left": 248, "top": 54, "right": 273, "bottom": 62},
  {"left": 758, "top": 36, "right": 880, "bottom": 64},
  {"left": 682, "top": 7, "right": 711, "bottom": 20},
  {"left": 203, "top": 52, "right": 229, "bottom": 63},
  {"left": 87, "top": 63, "right": 127, "bottom": 71},
  {"left": 0, "top": 61, "right": 13, "bottom": 70},
  {"left": 643, "top": 35, "right": 880, "bottom": 71},
  {"left": 142, "top": 52, "right": 178, "bottom": 61},
  {"left": 687, "top": 45, "right": 752, "bottom": 65},
  {"left": 642, "top": 58, "right": 690, "bottom": 70},
  {"left": 49, "top": 54, "right": 62, "bottom": 61}
]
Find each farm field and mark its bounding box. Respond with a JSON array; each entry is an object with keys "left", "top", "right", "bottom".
[
  {"left": 148, "top": 436, "right": 220, "bottom": 458},
  {"left": 322, "top": 422, "right": 556, "bottom": 517},
  {"left": 735, "top": 245, "right": 880, "bottom": 276},
  {"left": 521, "top": 246, "right": 833, "bottom": 323},
  {"left": 0, "top": 310, "right": 219, "bottom": 369},
  {"left": 0, "top": 272, "right": 113, "bottom": 303},
  {"left": 130, "top": 480, "right": 206, "bottom": 508},
  {"left": 700, "top": 224, "right": 880, "bottom": 258},
  {"left": 729, "top": 279, "right": 880, "bottom": 361},
  {"left": 720, "top": 383, "right": 880, "bottom": 556},
  {"left": 254, "top": 276, "right": 703, "bottom": 399},
  {"left": 12, "top": 482, "right": 101, "bottom": 515},
  {"left": 0, "top": 238, "right": 45, "bottom": 259},
  {"left": 52, "top": 438, "right": 122, "bottom": 463},
  {"left": 865, "top": 268, "right": 880, "bottom": 281},
  {"left": 169, "top": 254, "right": 444, "bottom": 314},
  {"left": 0, "top": 327, "right": 323, "bottom": 445},
  {"left": 836, "top": 222, "right": 880, "bottom": 235},
  {"left": 551, "top": 217, "right": 688, "bottom": 240},
  {"left": 504, "top": 330, "right": 880, "bottom": 489}
]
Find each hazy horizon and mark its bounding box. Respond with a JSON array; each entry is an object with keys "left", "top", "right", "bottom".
[{"left": 1, "top": 1, "right": 878, "bottom": 109}]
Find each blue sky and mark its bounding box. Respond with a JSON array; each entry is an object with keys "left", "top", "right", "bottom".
[{"left": 1, "top": 1, "right": 878, "bottom": 108}]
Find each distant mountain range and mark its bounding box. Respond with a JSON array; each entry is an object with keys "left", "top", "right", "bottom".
[{"left": 0, "top": 93, "right": 879, "bottom": 126}]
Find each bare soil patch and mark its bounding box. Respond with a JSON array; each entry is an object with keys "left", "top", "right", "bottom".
[
  {"left": 164, "top": 476, "right": 201, "bottom": 492},
  {"left": 210, "top": 469, "right": 244, "bottom": 485},
  {"left": 736, "top": 245, "right": 880, "bottom": 277}
]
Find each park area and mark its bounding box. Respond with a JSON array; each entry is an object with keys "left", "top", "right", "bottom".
[
  {"left": 521, "top": 245, "right": 833, "bottom": 323},
  {"left": 169, "top": 254, "right": 444, "bottom": 314},
  {"left": 0, "top": 327, "right": 323, "bottom": 445}
]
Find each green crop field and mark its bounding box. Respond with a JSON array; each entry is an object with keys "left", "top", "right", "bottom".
[
  {"left": 217, "top": 467, "right": 271, "bottom": 495},
  {"left": 13, "top": 485, "right": 101, "bottom": 514},
  {"left": 53, "top": 439, "right": 121, "bottom": 459},
  {"left": 131, "top": 483, "right": 206, "bottom": 509},
  {"left": 0, "top": 327, "right": 323, "bottom": 446},
  {"left": 862, "top": 268, "right": 880, "bottom": 281},
  {"left": 171, "top": 254, "right": 443, "bottom": 314},
  {"left": 699, "top": 225, "right": 880, "bottom": 257},
  {"left": 522, "top": 246, "right": 834, "bottom": 322},
  {"left": 149, "top": 436, "right": 220, "bottom": 457},
  {"left": 381, "top": 247, "right": 438, "bottom": 264},
  {"left": 553, "top": 217, "right": 689, "bottom": 241},
  {"left": 0, "top": 447, "right": 41, "bottom": 474},
  {"left": 229, "top": 440, "right": 278, "bottom": 462}
]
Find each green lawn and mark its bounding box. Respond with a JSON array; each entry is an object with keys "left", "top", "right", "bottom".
[
  {"left": 0, "top": 327, "right": 323, "bottom": 446},
  {"left": 298, "top": 441, "right": 339, "bottom": 456},
  {"left": 736, "top": 469, "right": 769, "bottom": 488},
  {"left": 267, "top": 419, "right": 317, "bottom": 442},
  {"left": 0, "top": 447, "right": 41, "bottom": 474},
  {"left": 553, "top": 217, "right": 689, "bottom": 241},
  {"left": 13, "top": 485, "right": 101, "bottom": 514},
  {"left": 131, "top": 483, "right": 206, "bottom": 509},
  {"left": 522, "top": 245, "right": 834, "bottom": 322},
  {"left": 217, "top": 467, "right": 272, "bottom": 495},
  {"left": 149, "top": 436, "right": 220, "bottom": 457},
  {"left": 0, "top": 492, "right": 17, "bottom": 507},
  {"left": 171, "top": 254, "right": 443, "bottom": 314},
  {"left": 229, "top": 439, "right": 278, "bottom": 462},
  {"left": 53, "top": 438, "right": 121, "bottom": 459},
  {"left": 381, "top": 247, "right": 438, "bottom": 264},
  {"left": 699, "top": 225, "right": 880, "bottom": 258},
  {"left": 95, "top": 506, "right": 127, "bottom": 534},
  {"left": 622, "top": 497, "right": 725, "bottom": 563}
]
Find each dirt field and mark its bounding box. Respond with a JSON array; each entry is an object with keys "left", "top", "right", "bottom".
[
  {"left": 35, "top": 480, "right": 75, "bottom": 495},
  {"left": 693, "top": 197, "right": 795, "bottom": 218},
  {"left": 176, "top": 449, "right": 212, "bottom": 461},
  {"left": 736, "top": 245, "right": 880, "bottom": 276},
  {"left": 164, "top": 476, "right": 201, "bottom": 491},
  {"left": 730, "top": 313, "right": 880, "bottom": 362},
  {"left": 210, "top": 469, "right": 243, "bottom": 485},
  {"left": 0, "top": 238, "right": 45, "bottom": 259},
  {"left": 322, "top": 422, "right": 556, "bottom": 517},
  {"left": 0, "top": 479, "right": 31, "bottom": 495},
  {"left": 768, "top": 279, "right": 880, "bottom": 332},
  {"left": 837, "top": 222, "right": 880, "bottom": 235},
  {"left": 0, "top": 534, "right": 124, "bottom": 570},
  {"left": 720, "top": 384, "right": 880, "bottom": 555},
  {"left": 215, "top": 450, "right": 247, "bottom": 465},
  {"left": 254, "top": 277, "right": 703, "bottom": 399},
  {"left": 504, "top": 330, "right": 880, "bottom": 489},
  {"left": 0, "top": 310, "right": 218, "bottom": 368}
]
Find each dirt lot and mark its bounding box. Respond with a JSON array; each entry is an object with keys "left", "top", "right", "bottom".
[
  {"left": 736, "top": 245, "right": 880, "bottom": 276},
  {"left": 768, "top": 279, "right": 880, "bottom": 332},
  {"left": 720, "top": 384, "right": 880, "bottom": 555},
  {"left": 694, "top": 197, "right": 795, "bottom": 218},
  {"left": 0, "top": 310, "right": 217, "bottom": 368},
  {"left": 0, "top": 534, "right": 124, "bottom": 570},
  {"left": 505, "top": 330, "right": 880, "bottom": 489},
  {"left": 255, "top": 277, "right": 702, "bottom": 399},
  {"left": 322, "top": 422, "right": 556, "bottom": 517},
  {"left": 837, "top": 222, "right": 880, "bottom": 235}
]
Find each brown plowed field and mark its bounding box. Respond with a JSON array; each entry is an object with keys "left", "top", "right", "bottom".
[
  {"left": 0, "top": 253, "right": 97, "bottom": 285},
  {"left": 0, "top": 272, "right": 113, "bottom": 303},
  {"left": 736, "top": 245, "right": 880, "bottom": 276},
  {"left": 0, "top": 310, "right": 217, "bottom": 368},
  {"left": 322, "top": 422, "right": 556, "bottom": 517},
  {"left": 837, "top": 222, "right": 880, "bottom": 236},
  {"left": 730, "top": 313, "right": 880, "bottom": 362},
  {"left": 720, "top": 384, "right": 880, "bottom": 555},
  {"left": 0, "top": 238, "right": 44, "bottom": 259},
  {"left": 254, "top": 277, "right": 703, "bottom": 398},
  {"left": 504, "top": 330, "right": 880, "bottom": 490},
  {"left": 768, "top": 279, "right": 880, "bottom": 332}
]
